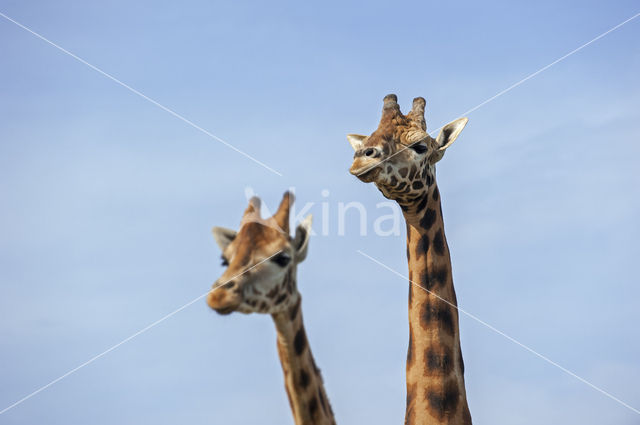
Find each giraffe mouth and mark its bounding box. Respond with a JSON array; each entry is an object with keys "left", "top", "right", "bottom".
[
  {"left": 207, "top": 289, "right": 242, "bottom": 315},
  {"left": 350, "top": 165, "right": 381, "bottom": 183},
  {"left": 213, "top": 305, "right": 236, "bottom": 315}
]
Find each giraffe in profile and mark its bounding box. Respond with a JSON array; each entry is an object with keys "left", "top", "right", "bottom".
[
  {"left": 347, "top": 95, "right": 472, "bottom": 424},
  {"left": 207, "top": 192, "right": 336, "bottom": 425}
]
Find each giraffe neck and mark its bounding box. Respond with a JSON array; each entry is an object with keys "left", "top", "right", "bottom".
[
  {"left": 403, "top": 184, "right": 471, "bottom": 425},
  {"left": 272, "top": 295, "right": 336, "bottom": 425}
]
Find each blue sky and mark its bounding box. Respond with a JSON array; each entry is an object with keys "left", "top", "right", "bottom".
[{"left": 1, "top": 0, "right": 639, "bottom": 424}]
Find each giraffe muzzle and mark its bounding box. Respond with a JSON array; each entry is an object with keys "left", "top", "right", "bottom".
[
  {"left": 350, "top": 160, "right": 382, "bottom": 183},
  {"left": 207, "top": 282, "right": 243, "bottom": 315}
]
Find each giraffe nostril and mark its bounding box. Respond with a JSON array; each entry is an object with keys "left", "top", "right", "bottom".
[
  {"left": 220, "top": 280, "right": 236, "bottom": 289},
  {"left": 364, "top": 148, "right": 376, "bottom": 157}
]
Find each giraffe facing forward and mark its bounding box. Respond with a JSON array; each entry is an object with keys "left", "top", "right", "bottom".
[
  {"left": 347, "top": 95, "right": 472, "bottom": 425},
  {"left": 207, "top": 192, "right": 336, "bottom": 425}
]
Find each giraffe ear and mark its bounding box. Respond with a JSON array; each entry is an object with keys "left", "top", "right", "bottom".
[
  {"left": 212, "top": 227, "right": 237, "bottom": 251},
  {"left": 430, "top": 118, "right": 468, "bottom": 163},
  {"left": 347, "top": 134, "right": 366, "bottom": 151},
  {"left": 293, "top": 215, "right": 312, "bottom": 263}
]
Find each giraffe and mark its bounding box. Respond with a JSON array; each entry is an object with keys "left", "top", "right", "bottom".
[
  {"left": 207, "top": 192, "right": 336, "bottom": 425},
  {"left": 347, "top": 94, "right": 471, "bottom": 425}
]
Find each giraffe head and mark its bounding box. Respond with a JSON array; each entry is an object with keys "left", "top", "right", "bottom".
[
  {"left": 207, "top": 192, "right": 312, "bottom": 316},
  {"left": 348, "top": 94, "right": 468, "bottom": 213}
]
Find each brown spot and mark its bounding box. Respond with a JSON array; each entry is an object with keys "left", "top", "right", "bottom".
[
  {"left": 399, "top": 167, "right": 409, "bottom": 178},
  {"left": 308, "top": 396, "right": 319, "bottom": 417},
  {"left": 420, "top": 208, "right": 436, "bottom": 230},
  {"left": 294, "top": 328, "right": 307, "bottom": 355},
  {"left": 274, "top": 292, "right": 287, "bottom": 305},
  {"left": 426, "top": 380, "right": 460, "bottom": 419},
  {"left": 423, "top": 265, "right": 449, "bottom": 290},
  {"left": 285, "top": 270, "right": 295, "bottom": 293},
  {"left": 421, "top": 300, "right": 455, "bottom": 335},
  {"left": 408, "top": 164, "right": 417, "bottom": 180},
  {"left": 266, "top": 285, "right": 279, "bottom": 298},
  {"left": 416, "top": 193, "right": 428, "bottom": 213},
  {"left": 425, "top": 347, "right": 454, "bottom": 376},
  {"left": 432, "top": 186, "right": 440, "bottom": 201},
  {"left": 433, "top": 228, "right": 445, "bottom": 255},
  {"left": 416, "top": 234, "right": 429, "bottom": 257},
  {"left": 299, "top": 369, "right": 310, "bottom": 389},
  {"left": 426, "top": 173, "right": 434, "bottom": 186}
]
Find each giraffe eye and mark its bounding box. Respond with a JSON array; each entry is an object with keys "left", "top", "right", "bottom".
[
  {"left": 271, "top": 252, "right": 291, "bottom": 267},
  {"left": 221, "top": 256, "right": 229, "bottom": 267},
  {"left": 410, "top": 143, "right": 427, "bottom": 154}
]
